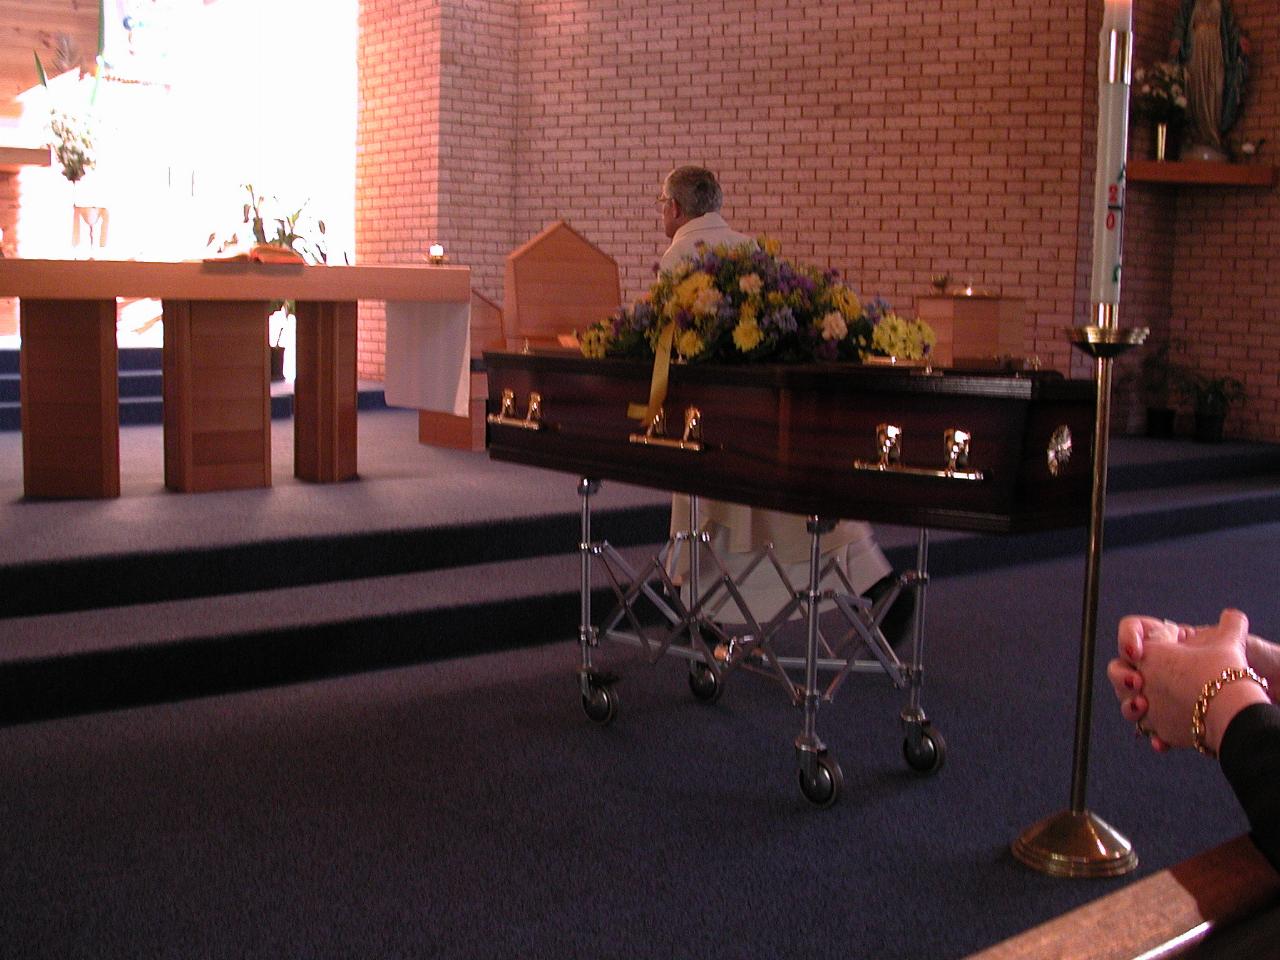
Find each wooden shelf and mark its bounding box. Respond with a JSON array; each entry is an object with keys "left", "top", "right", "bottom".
[
  {"left": 0, "top": 145, "right": 50, "bottom": 172},
  {"left": 1128, "top": 159, "right": 1276, "bottom": 187}
]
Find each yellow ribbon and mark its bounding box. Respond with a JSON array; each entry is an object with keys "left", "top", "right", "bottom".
[{"left": 627, "top": 322, "right": 674, "bottom": 428}]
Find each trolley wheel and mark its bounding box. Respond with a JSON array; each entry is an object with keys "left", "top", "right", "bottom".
[
  {"left": 581, "top": 681, "right": 619, "bottom": 726},
  {"left": 798, "top": 752, "right": 843, "bottom": 808},
  {"left": 688, "top": 660, "right": 723, "bottom": 703},
  {"left": 903, "top": 724, "right": 946, "bottom": 775}
]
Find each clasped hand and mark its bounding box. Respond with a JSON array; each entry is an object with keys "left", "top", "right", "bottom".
[{"left": 1108, "top": 608, "right": 1260, "bottom": 753}]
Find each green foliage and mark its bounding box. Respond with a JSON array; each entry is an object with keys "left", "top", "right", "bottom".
[
  {"left": 240, "top": 184, "right": 329, "bottom": 265},
  {"left": 48, "top": 110, "right": 95, "bottom": 183},
  {"left": 33, "top": 0, "right": 107, "bottom": 183},
  {"left": 1134, "top": 337, "right": 1189, "bottom": 407},
  {"left": 1175, "top": 370, "right": 1246, "bottom": 415}
]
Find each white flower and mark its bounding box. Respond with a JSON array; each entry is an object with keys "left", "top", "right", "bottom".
[{"left": 820, "top": 310, "right": 847, "bottom": 341}]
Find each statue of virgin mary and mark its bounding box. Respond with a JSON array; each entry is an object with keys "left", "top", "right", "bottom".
[{"left": 1172, "top": 0, "right": 1248, "bottom": 161}]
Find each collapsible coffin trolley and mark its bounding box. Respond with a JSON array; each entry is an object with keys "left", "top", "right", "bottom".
[{"left": 485, "top": 352, "right": 1094, "bottom": 805}]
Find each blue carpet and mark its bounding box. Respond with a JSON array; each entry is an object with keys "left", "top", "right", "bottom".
[{"left": 0, "top": 523, "right": 1275, "bottom": 959}]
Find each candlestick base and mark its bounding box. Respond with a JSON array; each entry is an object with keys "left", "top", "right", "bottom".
[
  {"left": 1012, "top": 808, "right": 1138, "bottom": 878},
  {"left": 1068, "top": 325, "right": 1148, "bottom": 359}
]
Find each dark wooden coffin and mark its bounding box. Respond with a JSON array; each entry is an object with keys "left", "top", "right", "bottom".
[{"left": 484, "top": 351, "right": 1096, "bottom": 534}]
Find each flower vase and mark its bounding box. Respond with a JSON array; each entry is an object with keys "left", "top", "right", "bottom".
[{"left": 1152, "top": 120, "right": 1182, "bottom": 162}]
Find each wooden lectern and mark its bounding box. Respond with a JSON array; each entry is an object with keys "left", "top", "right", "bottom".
[{"left": 501, "top": 221, "right": 621, "bottom": 351}]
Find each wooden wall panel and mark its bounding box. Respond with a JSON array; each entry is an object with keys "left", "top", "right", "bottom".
[{"left": 0, "top": 1, "right": 100, "bottom": 106}]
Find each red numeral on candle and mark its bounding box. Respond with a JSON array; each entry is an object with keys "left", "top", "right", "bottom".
[
  {"left": 1109, "top": 184, "right": 1119, "bottom": 204},
  {"left": 1106, "top": 211, "right": 1117, "bottom": 230}
]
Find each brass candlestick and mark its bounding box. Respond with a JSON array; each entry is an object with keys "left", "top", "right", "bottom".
[{"left": 1012, "top": 313, "right": 1146, "bottom": 877}]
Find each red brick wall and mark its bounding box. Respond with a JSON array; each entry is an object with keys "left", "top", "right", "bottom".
[
  {"left": 356, "top": 0, "right": 1280, "bottom": 440},
  {"left": 1165, "top": 0, "right": 1280, "bottom": 440},
  {"left": 356, "top": 0, "right": 515, "bottom": 379},
  {"left": 356, "top": 0, "right": 443, "bottom": 377},
  {"left": 513, "top": 0, "right": 1095, "bottom": 379}
]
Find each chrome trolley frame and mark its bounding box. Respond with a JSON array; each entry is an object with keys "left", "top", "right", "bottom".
[{"left": 573, "top": 477, "right": 945, "bottom": 807}]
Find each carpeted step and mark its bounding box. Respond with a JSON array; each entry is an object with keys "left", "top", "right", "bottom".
[
  {"left": 0, "top": 502, "right": 672, "bottom": 619},
  {"left": 5, "top": 476, "right": 1280, "bottom": 725},
  {"left": 0, "top": 545, "right": 664, "bottom": 725}
]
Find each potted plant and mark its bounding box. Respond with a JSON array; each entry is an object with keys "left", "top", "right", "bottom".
[
  {"left": 1128, "top": 338, "right": 1185, "bottom": 438},
  {"left": 1176, "top": 371, "right": 1245, "bottom": 443},
  {"left": 208, "top": 185, "right": 342, "bottom": 382}
]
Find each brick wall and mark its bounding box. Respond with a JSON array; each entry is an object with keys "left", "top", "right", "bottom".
[
  {"left": 356, "top": 0, "right": 443, "bottom": 377},
  {"left": 512, "top": 0, "right": 1095, "bottom": 379},
  {"left": 1166, "top": 0, "right": 1280, "bottom": 440},
  {"left": 356, "top": 0, "right": 515, "bottom": 379},
  {"left": 356, "top": 0, "right": 1280, "bottom": 440}
]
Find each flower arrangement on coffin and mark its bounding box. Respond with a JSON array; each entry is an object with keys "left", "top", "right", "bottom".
[
  {"left": 578, "top": 238, "right": 935, "bottom": 365},
  {"left": 1132, "top": 61, "right": 1189, "bottom": 123}
]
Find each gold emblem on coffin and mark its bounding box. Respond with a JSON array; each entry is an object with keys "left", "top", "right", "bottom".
[{"left": 1047, "top": 425, "right": 1073, "bottom": 477}]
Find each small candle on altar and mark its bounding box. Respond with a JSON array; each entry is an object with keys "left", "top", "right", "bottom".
[
  {"left": 1089, "top": 0, "right": 1132, "bottom": 320},
  {"left": 428, "top": 243, "right": 445, "bottom": 263}
]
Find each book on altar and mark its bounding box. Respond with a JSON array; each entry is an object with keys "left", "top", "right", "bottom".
[{"left": 203, "top": 243, "right": 306, "bottom": 265}]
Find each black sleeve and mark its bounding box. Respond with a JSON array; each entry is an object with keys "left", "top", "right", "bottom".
[{"left": 1219, "top": 701, "right": 1280, "bottom": 872}]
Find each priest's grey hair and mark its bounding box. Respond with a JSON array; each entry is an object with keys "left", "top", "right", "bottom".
[{"left": 664, "top": 166, "right": 723, "bottom": 216}]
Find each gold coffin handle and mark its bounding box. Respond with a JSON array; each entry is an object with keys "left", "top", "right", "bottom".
[
  {"left": 629, "top": 405, "right": 705, "bottom": 453},
  {"left": 852, "top": 422, "right": 986, "bottom": 481},
  {"left": 487, "top": 389, "right": 545, "bottom": 431}
]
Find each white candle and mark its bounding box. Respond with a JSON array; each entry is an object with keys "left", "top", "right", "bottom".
[
  {"left": 1090, "top": 0, "right": 1132, "bottom": 317},
  {"left": 1102, "top": 0, "right": 1131, "bottom": 31},
  {"left": 428, "top": 243, "right": 445, "bottom": 260}
]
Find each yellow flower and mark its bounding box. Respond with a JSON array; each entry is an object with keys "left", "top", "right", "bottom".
[
  {"left": 675, "top": 271, "right": 713, "bottom": 303},
  {"left": 670, "top": 271, "right": 721, "bottom": 320},
  {"left": 676, "top": 328, "right": 705, "bottom": 358},
  {"left": 738, "top": 273, "right": 763, "bottom": 295},
  {"left": 579, "top": 326, "right": 609, "bottom": 359},
  {"left": 869, "top": 314, "right": 936, "bottom": 360},
  {"left": 832, "top": 285, "right": 861, "bottom": 316},
  {"left": 759, "top": 235, "right": 782, "bottom": 257},
  {"left": 732, "top": 318, "right": 763, "bottom": 352},
  {"left": 739, "top": 301, "right": 758, "bottom": 325}
]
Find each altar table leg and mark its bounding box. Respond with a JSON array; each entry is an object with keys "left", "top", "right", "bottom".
[
  {"left": 163, "top": 298, "right": 272, "bottom": 492},
  {"left": 19, "top": 298, "right": 120, "bottom": 498},
  {"left": 293, "top": 300, "right": 357, "bottom": 482}
]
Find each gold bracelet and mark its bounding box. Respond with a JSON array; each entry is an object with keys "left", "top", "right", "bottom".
[{"left": 1191, "top": 667, "right": 1269, "bottom": 758}]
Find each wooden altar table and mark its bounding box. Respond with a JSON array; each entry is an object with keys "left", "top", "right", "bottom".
[{"left": 0, "top": 259, "right": 470, "bottom": 497}]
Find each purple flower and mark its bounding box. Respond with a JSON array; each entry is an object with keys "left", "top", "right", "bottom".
[{"left": 762, "top": 306, "right": 796, "bottom": 334}]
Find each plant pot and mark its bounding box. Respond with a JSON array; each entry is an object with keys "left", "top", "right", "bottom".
[
  {"left": 270, "top": 345, "right": 286, "bottom": 382},
  {"left": 1145, "top": 406, "right": 1176, "bottom": 439},
  {"left": 1193, "top": 411, "right": 1225, "bottom": 444}
]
